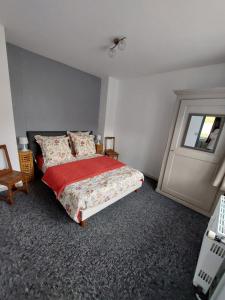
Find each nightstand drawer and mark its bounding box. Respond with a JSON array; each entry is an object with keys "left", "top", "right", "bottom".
[
  {"left": 18, "top": 150, "right": 34, "bottom": 181},
  {"left": 96, "top": 144, "right": 103, "bottom": 154},
  {"left": 22, "top": 162, "right": 32, "bottom": 172}
]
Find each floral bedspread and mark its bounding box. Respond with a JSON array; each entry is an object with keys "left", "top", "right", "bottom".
[
  {"left": 41, "top": 153, "right": 102, "bottom": 172},
  {"left": 42, "top": 154, "right": 144, "bottom": 223},
  {"left": 59, "top": 165, "right": 144, "bottom": 222}
]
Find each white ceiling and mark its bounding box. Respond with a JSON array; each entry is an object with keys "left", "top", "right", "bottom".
[{"left": 0, "top": 0, "right": 225, "bottom": 78}]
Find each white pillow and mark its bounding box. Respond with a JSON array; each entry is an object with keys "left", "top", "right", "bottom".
[
  {"left": 35, "top": 135, "right": 66, "bottom": 145},
  {"left": 35, "top": 136, "right": 73, "bottom": 167},
  {"left": 70, "top": 134, "right": 96, "bottom": 156},
  {"left": 67, "top": 131, "right": 90, "bottom": 136}
]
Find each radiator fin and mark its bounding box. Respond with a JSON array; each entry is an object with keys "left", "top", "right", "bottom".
[
  {"left": 218, "top": 197, "right": 225, "bottom": 236},
  {"left": 210, "top": 242, "right": 225, "bottom": 258},
  {"left": 198, "top": 269, "right": 213, "bottom": 285}
]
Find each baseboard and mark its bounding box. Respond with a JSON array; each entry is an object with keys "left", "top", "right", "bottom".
[
  {"left": 143, "top": 172, "right": 158, "bottom": 182},
  {"left": 156, "top": 188, "right": 210, "bottom": 217}
]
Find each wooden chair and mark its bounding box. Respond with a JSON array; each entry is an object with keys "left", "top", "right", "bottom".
[
  {"left": 0, "top": 144, "right": 28, "bottom": 205},
  {"left": 104, "top": 137, "right": 119, "bottom": 160}
]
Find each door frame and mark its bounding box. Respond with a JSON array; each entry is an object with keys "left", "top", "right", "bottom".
[{"left": 156, "top": 88, "right": 225, "bottom": 217}]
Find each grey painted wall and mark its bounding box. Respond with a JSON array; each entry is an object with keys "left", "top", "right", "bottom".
[{"left": 7, "top": 43, "right": 101, "bottom": 137}]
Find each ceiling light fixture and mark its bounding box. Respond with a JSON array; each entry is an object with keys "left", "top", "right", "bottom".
[{"left": 108, "top": 37, "right": 127, "bottom": 58}]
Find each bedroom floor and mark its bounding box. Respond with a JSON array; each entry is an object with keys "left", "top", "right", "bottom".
[{"left": 0, "top": 177, "right": 208, "bottom": 300}]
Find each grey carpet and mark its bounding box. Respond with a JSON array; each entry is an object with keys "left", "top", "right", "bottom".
[{"left": 0, "top": 177, "right": 208, "bottom": 300}]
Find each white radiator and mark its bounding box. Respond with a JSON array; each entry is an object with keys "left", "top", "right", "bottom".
[{"left": 193, "top": 195, "right": 225, "bottom": 295}]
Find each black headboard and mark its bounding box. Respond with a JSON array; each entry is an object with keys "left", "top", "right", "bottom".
[{"left": 26, "top": 131, "right": 93, "bottom": 157}]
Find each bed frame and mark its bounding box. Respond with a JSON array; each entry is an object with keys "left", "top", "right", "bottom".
[
  {"left": 79, "top": 181, "right": 142, "bottom": 226},
  {"left": 26, "top": 131, "right": 141, "bottom": 226}
]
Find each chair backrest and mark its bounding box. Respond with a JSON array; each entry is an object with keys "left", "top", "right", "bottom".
[
  {"left": 0, "top": 144, "right": 12, "bottom": 176},
  {"left": 105, "top": 137, "right": 115, "bottom": 151}
]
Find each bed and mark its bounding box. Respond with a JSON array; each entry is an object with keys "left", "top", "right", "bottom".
[{"left": 27, "top": 131, "right": 144, "bottom": 225}]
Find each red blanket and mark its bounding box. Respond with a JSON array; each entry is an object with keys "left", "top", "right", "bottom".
[{"left": 42, "top": 156, "right": 125, "bottom": 198}]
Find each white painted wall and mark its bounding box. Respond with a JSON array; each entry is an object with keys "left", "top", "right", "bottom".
[
  {"left": 98, "top": 77, "right": 109, "bottom": 138},
  {"left": 104, "top": 77, "right": 119, "bottom": 137},
  {"left": 0, "top": 24, "right": 19, "bottom": 175},
  {"left": 107, "top": 63, "right": 225, "bottom": 179},
  {"left": 98, "top": 77, "right": 119, "bottom": 142}
]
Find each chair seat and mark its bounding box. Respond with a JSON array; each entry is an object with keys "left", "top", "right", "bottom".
[
  {"left": 105, "top": 149, "right": 118, "bottom": 155},
  {"left": 0, "top": 170, "right": 25, "bottom": 186}
]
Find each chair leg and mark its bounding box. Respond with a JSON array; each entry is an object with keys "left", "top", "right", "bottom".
[
  {"left": 79, "top": 220, "right": 87, "bottom": 227},
  {"left": 7, "top": 187, "right": 14, "bottom": 205},
  {"left": 22, "top": 175, "right": 29, "bottom": 194},
  {"left": 23, "top": 180, "right": 29, "bottom": 194}
]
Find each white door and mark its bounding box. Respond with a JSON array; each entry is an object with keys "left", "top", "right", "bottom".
[{"left": 162, "top": 99, "right": 225, "bottom": 215}]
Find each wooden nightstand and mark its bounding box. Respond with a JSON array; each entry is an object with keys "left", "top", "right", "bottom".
[
  {"left": 105, "top": 149, "right": 119, "bottom": 160},
  {"left": 95, "top": 144, "right": 104, "bottom": 154},
  {"left": 18, "top": 150, "right": 34, "bottom": 182}
]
